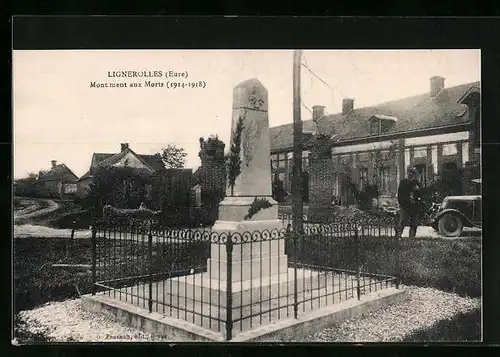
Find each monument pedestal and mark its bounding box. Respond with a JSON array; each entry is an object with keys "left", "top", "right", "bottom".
[
  {"left": 161, "top": 195, "right": 327, "bottom": 332},
  {"left": 161, "top": 268, "right": 330, "bottom": 332}
]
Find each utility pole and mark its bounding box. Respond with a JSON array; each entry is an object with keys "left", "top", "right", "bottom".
[{"left": 292, "top": 50, "right": 304, "bottom": 249}]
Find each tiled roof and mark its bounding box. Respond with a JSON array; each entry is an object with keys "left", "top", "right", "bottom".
[
  {"left": 139, "top": 154, "right": 165, "bottom": 172},
  {"left": 91, "top": 153, "right": 114, "bottom": 166},
  {"left": 38, "top": 164, "right": 78, "bottom": 182},
  {"left": 91, "top": 152, "right": 164, "bottom": 172},
  {"left": 270, "top": 81, "right": 479, "bottom": 151},
  {"left": 92, "top": 153, "right": 165, "bottom": 171}
]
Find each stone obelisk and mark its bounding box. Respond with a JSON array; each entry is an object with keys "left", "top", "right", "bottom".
[
  {"left": 206, "top": 78, "right": 287, "bottom": 282},
  {"left": 212, "top": 78, "right": 282, "bottom": 232}
]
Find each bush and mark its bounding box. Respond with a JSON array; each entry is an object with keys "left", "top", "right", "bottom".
[
  {"left": 49, "top": 210, "right": 92, "bottom": 229},
  {"left": 79, "top": 166, "right": 153, "bottom": 219}
]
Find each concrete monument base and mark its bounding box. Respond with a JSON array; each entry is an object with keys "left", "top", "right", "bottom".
[
  {"left": 159, "top": 267, "right": 328, "bottom": 312},
  {"left": 213, "top": 196, "right": 280, "bottom": 226}
]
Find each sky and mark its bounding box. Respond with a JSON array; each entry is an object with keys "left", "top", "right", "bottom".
[{"left": 13, "top": 49, "right": 480, "bottom": 179}]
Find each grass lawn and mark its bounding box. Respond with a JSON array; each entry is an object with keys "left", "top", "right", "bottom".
[
  {"left": 295, "top": 234, "right": 481, "bottom": 298},
  {"left": 14, "top": 236, "right": 209, "bottom": 313}
]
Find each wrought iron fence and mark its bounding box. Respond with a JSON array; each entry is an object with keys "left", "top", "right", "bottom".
[{"left": 91, "top": 217, "right": 399, "bottom": 341}]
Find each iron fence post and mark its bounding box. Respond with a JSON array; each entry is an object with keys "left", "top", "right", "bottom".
[
  {"left": 395, "top": 223, "right": 401, "bottom": 289},
  {"left": 148, "top": 228, "right": 153, "bottom": 313},
  {"left": 91, "top": 225, "right": 97, "bottom": 296},
  {"left": 226, "top": 234, "right": 234, "bottom": 341},
  {"left": 355, "top": 225, "right": 361, "bottom": 300},
  {"left": 293, "top": 230, "right": 298, "bottom": 319}
]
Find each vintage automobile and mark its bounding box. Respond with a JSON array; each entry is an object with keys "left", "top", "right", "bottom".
[{"left": 430, "top": 195, "right": 482, "bottom": 237}]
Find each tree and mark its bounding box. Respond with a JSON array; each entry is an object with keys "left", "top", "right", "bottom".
[
  {"left": 80, "top": 166, "right": 153, "bottom": 218},
  {"left": 226, "top": 116, "right": 244, "bottom": 196},
  {"left": 14, "top": 172, "right": 39, "bottom": 197},
  {"left": 158, "top": 143, "right": 187, "bottom": 169}
]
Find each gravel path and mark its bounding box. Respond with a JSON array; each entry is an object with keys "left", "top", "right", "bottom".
[
  {"left": 15, "top": 299, "right": 177, "bottom": 343},
  {"left": 15, "top": 285, "right": 480, "bottom": 343},
  {"left": 297, "top": 285, "right": 481, "bottom": 342}
]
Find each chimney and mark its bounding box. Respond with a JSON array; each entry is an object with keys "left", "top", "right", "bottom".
[
  {"left": 121, "top": 143, "right": 129, "bottom": 152},
  {"left": 430, "top": 76, "right": 445, "bottom": 97},
  {"left": 51, "top": 160, "right": 57, "bottom": 168},
  {"left": 342, "top": 98, "right": 354, "bottom": 116},
  {"left": 312, "top": 105, "right": 325, "bottom": 121}
]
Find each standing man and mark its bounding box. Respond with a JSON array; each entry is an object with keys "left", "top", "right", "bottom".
[{"left": 395, "top": 166, "right": 424, "bottom": 238}]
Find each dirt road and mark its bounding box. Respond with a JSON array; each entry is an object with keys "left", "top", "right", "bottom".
[
  {"left": 14, "top": 197, "right": 60, "bottom": 225},
  {"left": 14, "top": 197, "right": 91, "bottom": 238}
]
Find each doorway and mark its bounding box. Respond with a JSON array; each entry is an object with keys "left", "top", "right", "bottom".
[{"left": 441, "top": 162, "right": 462, "bottom": 196}]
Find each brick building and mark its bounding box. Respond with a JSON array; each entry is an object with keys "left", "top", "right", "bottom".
[
  {"left": 191, "top": 136, "right": 226, "bottom": 224},
  {"left": 192, "top": 136, "right": 226, "bottom": 205},
  {"left": 269, "top": 76, "right": 481, "bottom": 205}
]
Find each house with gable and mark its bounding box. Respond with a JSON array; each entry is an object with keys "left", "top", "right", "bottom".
[
  {"left": 36, "top": 160, "right": 79, "bottom": 199},
  {"left": 77, "top": 143, "right": 166, "bottom": 197},
  {"left": 269, "top": 76, "right": 481, "bottom": 205}
]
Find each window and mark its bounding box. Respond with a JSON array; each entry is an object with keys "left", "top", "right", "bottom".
[
  {"left": 359, "top": 167, "right": 369, "bottom": 190},
  {"left": 413, "top": 147, "right": 427, "bottom": 158},
  {"left": 358, "top": 152, "right": 369, "bottom": 162},
  {"left": 370, "top": 118, "right": 395, "bottom": 135},
  {"left": 414, "top": 164, "right": 428, "bottom": 186},
  {"left": 302, "top": 157, "right": 309, "bottom": 170},
  {"left": 332, "top": 174, "right": 339, "bottom": 197},
  {"left": 441, "top": 162, "right": 461, "bottom": 195},
  {"left": 370, "top": 120, "right": 381, "bottom": 135},
  {"left": 63, "top": 183, "right": 77, "bottom": 193},
  {"left": 442, "top": 143, "right": 458, "bottom": 156},
  {"left": 379, "top": 166, "right": 391, "bottom": 193},
  {"left": 340, "top": 154, "right": 349, "bottom": 164}
]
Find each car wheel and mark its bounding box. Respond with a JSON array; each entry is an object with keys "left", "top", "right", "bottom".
[{"left": 438, "top": 213, "right": 463, "bottom": 237}]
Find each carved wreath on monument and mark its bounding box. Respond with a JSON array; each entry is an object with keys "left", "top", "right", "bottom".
[{"left": 249, "top": 85, "right": 265, "bottom": 110}]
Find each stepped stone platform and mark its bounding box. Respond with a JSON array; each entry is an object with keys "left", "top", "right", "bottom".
[
  {"left": 83, "top": 269, "right": 403, "bottom": 340},
  {"left": 82, "top": 276, "right": 406, "bottom": 341}
]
